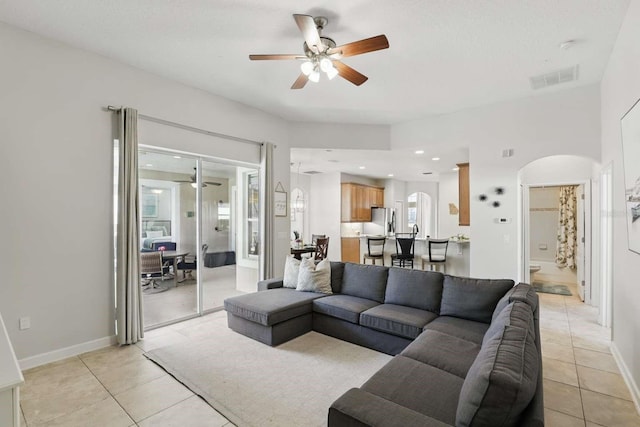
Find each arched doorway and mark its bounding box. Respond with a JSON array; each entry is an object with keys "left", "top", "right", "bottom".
[{"left": 518, "top": 155, "right": 601, "bottom": 307}]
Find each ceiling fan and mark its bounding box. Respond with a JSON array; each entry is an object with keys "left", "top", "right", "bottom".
[
  {"left": 249, "top": 14, "right": 389, "bottom": 89},
  {"left": 173, "top": 168, "right": 221, "bottom": 187}
]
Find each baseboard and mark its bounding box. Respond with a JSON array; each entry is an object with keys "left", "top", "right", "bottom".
[
  {"left": 18, "top": 335, "right": 117, "bottom": 371},
  {"left": 611, "top": 341, "right": 640, "bottom": 415}
]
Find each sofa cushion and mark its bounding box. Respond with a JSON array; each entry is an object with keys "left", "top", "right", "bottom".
[
  {"left": 329, "top": 262, "right": 345, "bottom": 293},
  {"left": 224, "top": 288, "right": 326, "bottom": 326},
  {"left": 401, "top": 329, "right": 481, "bottom": 378},
  {"left": 424, "top": 316, "right": 490, "bottom": 345},
  {"left": 313, "top": 295, "right": 380, "bottom": 324},
  {"left": 362, "top": 355, "right": 463, "bottom": 425},
  {"left": 484, "top": 301, "right": 535, "bottom": 346},
  {"left": 456, "top": 325, "right": 540, "bottom": 427},
  {"left": 492, "top": 283, "right": 538, "bottom": 322},
  {"left": 440, "top": 275, "right": 515, "bottom": 324},
  {"left": 384, "top": 268, "right": 443, "bottom": 313},
  {"left": 360, "top": 304, "right": 438, "bottom": 339},
  {"left": 340, "top": 263, "right": 389, "bottom": 303},
  {"left": 329, "top": 388, "right": 452, "bottom": 427}
]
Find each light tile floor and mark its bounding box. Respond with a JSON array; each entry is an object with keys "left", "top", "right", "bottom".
[{"left": 19, "top": 287, "right": 640, "bottom": 426}]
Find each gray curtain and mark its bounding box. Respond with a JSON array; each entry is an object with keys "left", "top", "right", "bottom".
[
  {"left": 555, "top": 186, "right": 577, "bottom": 270},
  {"left": 115, "top": 107, "right": 144, "bottom": 344},
  {"left": 259, "top": 142, "right": 274, "bottom": 280}
]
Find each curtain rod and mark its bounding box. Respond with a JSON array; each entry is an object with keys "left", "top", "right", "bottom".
[{"left": 106, "top": 106, "right": 264, "bottom": 147}]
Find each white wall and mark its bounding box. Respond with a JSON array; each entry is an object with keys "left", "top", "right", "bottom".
[
  {"left": 392, "top": 85, "right": 601, "bottom": 280},
  {"left": 600, "top": 0, "right": 640, "bottom": 408},
  {"left": 438, "top": 171, "right": 471, "bottom": 240},
  {"left": 0, "top": 22, "right": 290, "bottom": 361},
  {"left": 309, "top": 172, "right": 342, "bottom": 261},
  {"left": 289, "top": 123, "right": 390, "bottom": 150}
]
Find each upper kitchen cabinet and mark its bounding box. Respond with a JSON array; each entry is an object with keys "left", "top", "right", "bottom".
[
  {"left": 457, "top": 163, "right": 470, "bottom": 226},
  {"left": 341, "top": 183, "right": 384, "bottom": 222}
]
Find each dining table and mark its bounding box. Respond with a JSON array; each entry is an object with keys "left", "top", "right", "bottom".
[
  {"left": 290, "top": 246, "right": 316, "bottom": 260},
  {"left": 160, "top": 250, "right": 189, "bottom": 284}
]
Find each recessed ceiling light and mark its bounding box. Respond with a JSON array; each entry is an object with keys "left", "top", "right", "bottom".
[
  {"left": 432, "top": 157, "right": 440, "bottom": 161},
  {"left": 415, "top": 150, "right": 424, "bottom": 154},
  {"left": 145, "top": 163, "right": 153, "bottom": 167},
  {"left": 452, "top": 167, "right": 459, "bottom": 171},
  {"left": 359, "top": 166, "right": 366, "bottom": 170},
  {"left": 388, "top": 173, "right": 394, "bottom": 177},
  {"left": 173, "top": 155, "right": 181, "bottom": 159}
]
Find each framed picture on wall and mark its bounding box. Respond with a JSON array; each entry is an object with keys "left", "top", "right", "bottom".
[
  {"left": 142, "top": 193, "right": 159, "bottom": 218},
  {"left": 274, "top": 182, "right": 287, "bottom": 217},
  {"left": 620, "top": 97, "right": 640, "bottom": 254}
]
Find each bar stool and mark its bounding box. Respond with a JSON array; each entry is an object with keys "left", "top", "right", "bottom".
[
  {"left": 421, "top": 238, "right": 449, "bottom": 272},
  {"left": 363, "top": 236, "right": 386, "bottom": 265}
]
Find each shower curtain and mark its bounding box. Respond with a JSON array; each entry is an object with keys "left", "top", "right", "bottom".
[{"left": 555, "top": 186, "right": 577, "bottom": 269}]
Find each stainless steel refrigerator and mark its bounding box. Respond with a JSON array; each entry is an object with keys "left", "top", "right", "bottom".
[{"left": 363, "top": 207, "right": 395, "bottom": 236}]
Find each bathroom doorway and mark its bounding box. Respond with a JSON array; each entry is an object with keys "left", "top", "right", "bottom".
[{"left": 525, "top": 184, "right": 588, "bottom": 301}]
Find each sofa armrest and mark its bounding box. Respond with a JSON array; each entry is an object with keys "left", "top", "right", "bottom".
[
  {"left": 329, "top": 388, "right": 451, "bottom": 427},
  {"left": 257, "top": 278, "right": 284, "bottom": 291}
]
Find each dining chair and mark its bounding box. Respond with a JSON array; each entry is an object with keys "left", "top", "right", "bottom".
[
  {"left": 390, "top": 233, "right": 415, "bottom": 268},
  {"left": 363, "top": 236, "right": 386, "bottom": 265},
  {"left": 177, "top": 244, "right": 208, "bottom": 283},
  {"left": 140, "top": 251, "right": 170, "bottom": 291},
  {"left": 311, "top": 234, "right": 326, "bottom": 245},
  {"left": 421, "top": 238, "right": 449, "bottom": 272},
  {"left": 314, "top": 237, "right": 330, "bottom": 261}
]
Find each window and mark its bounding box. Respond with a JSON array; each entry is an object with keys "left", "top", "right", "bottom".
[{"left": 407, "top": 192, "right": 432, "bottom": 237}]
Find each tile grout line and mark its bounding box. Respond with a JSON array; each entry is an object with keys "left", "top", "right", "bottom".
[{"left": 77, "top": 351, "right": 141, "bottom": 426}]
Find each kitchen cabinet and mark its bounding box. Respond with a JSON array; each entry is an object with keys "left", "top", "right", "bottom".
[
  {"left": 341, "top": 183, "right": 385, "bottom": 222},
  {"left": 341, "top": 238, "right": 360, "bottom": 263},
  {"left": 457, "top": 163, "right": 470, "bottom": 226}
]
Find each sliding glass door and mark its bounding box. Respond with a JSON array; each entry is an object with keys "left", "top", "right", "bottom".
[
  {"left": 139, "top": 151, "right": 199, "bottom": 327},
  {"left": 138, "top": 149, "right": 260, "bottom": 328}
]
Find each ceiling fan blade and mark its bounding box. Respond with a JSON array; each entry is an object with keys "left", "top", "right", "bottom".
[
  {"left": 291, "top": 73, "right": 309, "bottom": 90},
  {"left": 173, "top": 180, "right": 191, "bottom": 183},
  {"left": 328, "top": 35, "right": 389, "bottom": 58},
  {"left": 249, "top": 54, "right": 305, "bottom": 60},
  {"left": 333, "top": 61, "right": 368, "bottom": 86},
  {"left": 293, "top": 14, "right": 324, "bottom": 53},
  {"left": 204, "top": 182, "right": 222, "bottom": 186}
]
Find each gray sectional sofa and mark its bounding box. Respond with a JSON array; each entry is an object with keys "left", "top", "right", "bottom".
[{"left": 224, "top": 262, "right": 543, "bottom": 427}]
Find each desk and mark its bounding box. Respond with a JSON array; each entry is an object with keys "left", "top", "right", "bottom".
[
  {"left": 290, "top": 246, "right": 315, "bottom": 260},
  {"left": 160, "top": 250, "right": 189, "bottom": 285}
]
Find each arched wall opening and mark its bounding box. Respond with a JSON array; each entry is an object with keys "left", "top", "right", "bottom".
[{"left": 518, "top": 155, "right": 602, "bottom": 310}]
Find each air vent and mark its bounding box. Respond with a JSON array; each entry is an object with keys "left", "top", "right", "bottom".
[
  {"left": 530, "top": 65, "right": 579, "bottom": 90},
  {"left": 304, "top": 170, "right": 323, "bottom": 175}
]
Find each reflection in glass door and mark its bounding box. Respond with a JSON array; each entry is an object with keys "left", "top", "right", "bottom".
[{"left": 139, "top": 151, "right": 198, "bottom": 328}]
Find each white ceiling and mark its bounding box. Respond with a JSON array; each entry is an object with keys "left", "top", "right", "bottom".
[{"left": 0, "top": 0, "right": 630, "bottom": 125}]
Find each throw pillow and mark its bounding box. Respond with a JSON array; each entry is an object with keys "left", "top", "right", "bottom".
[
  {"left": 296, "top": 258, "right": 332, "bottom": 294},
  {"left": 283, "top": 256, "right": 301, "bottom": 289}
]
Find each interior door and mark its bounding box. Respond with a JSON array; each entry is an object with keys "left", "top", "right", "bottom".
[{"left": 576, "top": 185, "right": 585, "bottom": 302}]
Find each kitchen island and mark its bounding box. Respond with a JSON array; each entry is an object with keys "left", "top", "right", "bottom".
[{"left": 357, "top": 235, "right": 470, "bottom": 276}]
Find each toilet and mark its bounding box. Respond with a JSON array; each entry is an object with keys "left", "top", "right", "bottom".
[{"left": 530, "top": 263, "right": 541, "bottom": 274}]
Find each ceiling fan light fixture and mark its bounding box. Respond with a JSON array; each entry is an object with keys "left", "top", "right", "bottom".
[
  {"left": 300, "top": 61, "right": 314, "bottom": 76},
  {"left": 325, "top": 65, "right": 339, "bottom": 80},
  {"left": 309, "top": 68, "right": 320, "bottom": 83},
  {"left": 190, "top": 182, "right": 197, "bottom": 189},
  {"left": 319, "top": 57, "right": 333, "bottom": 72}
]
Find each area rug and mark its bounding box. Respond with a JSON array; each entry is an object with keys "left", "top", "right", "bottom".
[
  {"left": 145, "top": 328, "right": 392, "bottom": 427},
  {"left": 532, "top": 281, "right": 572, "bottom": 296}
]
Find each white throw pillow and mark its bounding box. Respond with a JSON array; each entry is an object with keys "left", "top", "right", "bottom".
[
  {"left": 296, "top": 258, "right": 332, "bottom": 294},
  {"left": 283, "top": 256, "right": 301, "bottom": 289}
]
